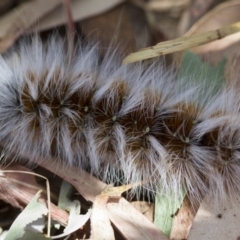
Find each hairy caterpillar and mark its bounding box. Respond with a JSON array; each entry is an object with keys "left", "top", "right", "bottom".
[{"left": 0, "top": 36, "right": 239, "bottom": 204}]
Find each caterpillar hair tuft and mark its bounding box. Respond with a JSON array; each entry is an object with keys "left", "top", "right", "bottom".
[{"left": 0, "top": 36, "right": 239, "bottom": 204}]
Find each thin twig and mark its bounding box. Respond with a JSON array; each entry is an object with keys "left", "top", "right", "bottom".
[{"left": 123, "top": 21, "right": 240, "bottom": 64}]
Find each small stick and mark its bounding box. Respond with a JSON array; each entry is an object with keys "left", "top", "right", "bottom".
[{"left": 123, "top": 21, "right": 240, "bottom": 64}]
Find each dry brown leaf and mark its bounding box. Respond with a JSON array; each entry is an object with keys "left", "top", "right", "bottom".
[
  {"left": 131, "top": 0, "right": 190, "bottom": 40},
  {"left": 184, "top": 0, "right": 240, "bottom": 64},
  {"left": 37, "top": 158, "right": 168, "bottom": 240},
  {"left": 90, "top": 195, "right": 115, "bottom": 240},
  {"left": 188, "top": 196, "right": 240, "bottom": 240},
  {"left": 90, "top": 184, "right": 139, "bottom": 239},
  {"left": 170, "top": 197, "right": 198, "bottom": 240},
  {"left": 40, "top": 161, "right": 107, "bottom": 203},
  {"left": 90, "top": 183, "right": 142, "bottom": 239},
  {"left": 101, "top": 184, "right": 138, "bottom": 198},
  {"left": 1, "top": 148, "right": 167, "bottom": 239},
  {"left": 185, "top": 0, "right": 240, "bottom": 37},
  {"left": 1, "top": 148, "right": 165, "bottom": 239},
  {"left": 0, "top": 0, "right": 62, "bottom": 53},
  {"left": 0, "top": 164, "right": 69, "bottom": 226},
  {"left": 179, "top": 0, "right": 225, "bottom": 34},
  {"left": 32, "top": 0, "right": 125, "bottom": 33},
  {"left": 141, "top": 0, "right": 190, "bottom": 11},
  {"left": 107, "top": 198, "right": 168, "bottom": 240},
  {"left": 131, "top": 201, "right": 154, "bottom": 222},
  {"left": 130, "top": 0, "right": 190, "bottom": 13}
]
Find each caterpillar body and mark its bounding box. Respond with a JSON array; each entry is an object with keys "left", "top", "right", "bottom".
[{"left": 0, "top": 36, "right": 239, "bottom": 204}]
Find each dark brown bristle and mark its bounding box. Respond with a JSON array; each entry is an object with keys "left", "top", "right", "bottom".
[
  {"left": 160, "top": 103, "right": 199, "bottom": 152},
  {"left": 93, "top": 80, "right": 128, "bottom": 125},
  {"left": 120, "top": 92, "right": 160, "bottom": 137}
]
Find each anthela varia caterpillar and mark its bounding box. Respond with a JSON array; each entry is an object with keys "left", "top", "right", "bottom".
[{"left": 0, "top": 36, "right": 239, "bottom": 204}]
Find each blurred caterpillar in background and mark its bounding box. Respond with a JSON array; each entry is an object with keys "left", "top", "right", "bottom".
[{"left": 0, "top": 36, "right": 239, "bottom": 204}]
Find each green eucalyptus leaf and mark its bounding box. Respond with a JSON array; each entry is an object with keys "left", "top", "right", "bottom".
[
  {"left": 178, "top": 51, "right": 226, "bottom": 102},
  {"left": 154, "top": 191, "right": 185, "bottom": 237}
]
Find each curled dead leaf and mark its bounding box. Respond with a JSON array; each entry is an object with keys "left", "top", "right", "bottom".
[{"left": 184, "top": 0, "right": 240, "bottom": 65}]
